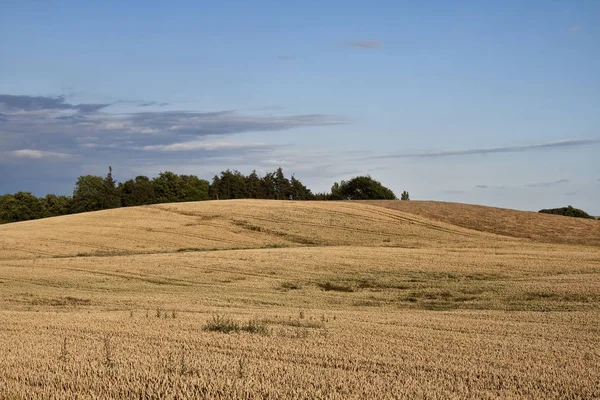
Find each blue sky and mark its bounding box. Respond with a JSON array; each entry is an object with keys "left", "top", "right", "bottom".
[{"left": 1, "top": 0, "right": 599, "bottom": 213}]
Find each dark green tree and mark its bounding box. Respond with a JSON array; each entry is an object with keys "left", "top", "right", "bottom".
[
  {"left": 290, "top": 175, "right": 313, "bottom": 200},
  {"left": 71, "top": 175, "right": 106, "bottom": 213},
  {"left": 539, "top": 206, "right": 593, "bottom": 219},
  {"left": 119, "top": 176, "right": 156, "bottom": 207},
  {"left": 179, "top": 175, "right": 209, "bottom": 202},
  {"left": 274, "top": 168, "right": 291, "bottom": 200},
  {"left": 0, "top": 192, "right": 46, "bottom": 222},
  {"left": 246, "top": 170, "right": 264, "bottom": 199},
  {"left": 152, "top": 171, "right": 181, "bottom": 203},
  {"left": 209, "top": 175, "right": 221, "bottom": 200},
  {"left": 401, "top": 191, "right": 410, "bottom": 201},
  {"left": 261, "top": 172, "right": 277, "bottom": 199},
  {"left": 102, "top": 166, "right": 121, "bottom": 209},
  {"left": 41, "top": 194, "right": 73, "bottom": 217},
  {"left": 330, "top": 176, "right": 397, "bottom": 200}
]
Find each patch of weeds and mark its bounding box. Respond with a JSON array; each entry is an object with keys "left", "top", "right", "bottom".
[
  {"left": 355, "top": 278, "right": 410, "bottom": 291},
  {"left": 203, "top": 315, "right": 240, "bottom": 333},
  {"left": 241, "top": 319, "right": 270, "bottom": 335},
  {"left": 31, "top": 296, "right": 91, "bottom": 307},
  {"left": 203, "top": 315, "right": 270, "bottom": 335},
  {"left": 233, "top": 221, "right": 263, "bottom": 232},
  {"left": 317, "top": 281, "right": 355, "bottom": 292},
  {"left": 522, "top": 291, "right": 595, "bottom": 303},
  {"left": 353, "top": 299, "right": 383, "bottom": 307},
  {"left": 279, "top": 281, "right": 301, "bottom": 290}
]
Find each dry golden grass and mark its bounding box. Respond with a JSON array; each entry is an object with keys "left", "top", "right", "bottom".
[
  {"left": 362, "top": 200, "right": 600, "bottom": 246},
  {"left": 0, "top": 200, "right": 599, "bottom": 398}
]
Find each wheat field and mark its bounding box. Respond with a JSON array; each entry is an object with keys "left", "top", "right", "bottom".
[{"left": 0, "top": 200, "right": 599, "bottom": 399}]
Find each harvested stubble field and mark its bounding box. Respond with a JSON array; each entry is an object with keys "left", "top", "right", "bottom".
[{"left": 0, "top": 200, "right": 599, "bottom": 399}]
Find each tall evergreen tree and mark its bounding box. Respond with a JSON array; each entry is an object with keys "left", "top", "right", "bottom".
[
  {"left": 102, "top": 166, "right": 121, "bottom": 209},
  {"left": 274, "top": 167, "right": 291, "bottom": 200}
]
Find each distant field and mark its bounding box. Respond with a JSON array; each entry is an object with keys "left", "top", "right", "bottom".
[
  {"left": 363, "top": 200, "right": 600, "bottom": 246},
  {"left": 0, "top": 200, "right": 598, "bottom": 398}
]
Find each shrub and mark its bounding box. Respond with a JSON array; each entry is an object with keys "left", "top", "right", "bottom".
[{"left": 203, "top": 315, "right": 240, "bottom": 333}]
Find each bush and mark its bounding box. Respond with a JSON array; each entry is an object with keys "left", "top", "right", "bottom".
[
  {"left": 539, "top": 206, "right": 593, "bottom": 219},
  {"left": 203, "top": 315, "right": 240, "bottom": 333}
]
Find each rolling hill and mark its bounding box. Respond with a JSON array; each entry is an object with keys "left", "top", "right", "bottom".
[
  {"left": 2, "top": 199, "right": 597, "bottom": 262},
  {"left": 0, "top": 200, "right": 599, "bottom": 398}
]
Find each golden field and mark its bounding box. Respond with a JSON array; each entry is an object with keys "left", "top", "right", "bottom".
[{"left": 0, "top": 200, "right": 598, "bottom": 399}]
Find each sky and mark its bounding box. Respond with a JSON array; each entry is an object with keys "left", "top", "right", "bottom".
[{"left": 1, "top": 0, "right": 599, "bottom": 213}]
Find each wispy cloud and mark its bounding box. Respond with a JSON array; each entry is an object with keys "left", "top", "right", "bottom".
[
  {"left": 341, "top": 40, "right": 382, "bottom": 49},
  {"left": 143, "top": 140, "right": 273, "bottom": 152},
  {"left": 525, "top": 178, "right": 569, "bottom": 188},
  {"left": 138, "top": 101, "right": 170, "bottom": 107},
  {"left": 0, "top": 94, "right": 348, "bottom": 158},
  {"left": 371, "top": 139, "right": 600, "bottom": 159},
  {"left": 474, "top": 184, "right": 505, "bottom": 190},
  {"left": 0, "top": 94, "right": 109, "bottom": 113},
  {"left": 6, "top": 149, "right": 75, "bottom": 161}
]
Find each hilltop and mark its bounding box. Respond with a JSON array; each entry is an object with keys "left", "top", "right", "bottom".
[
  {"left": 1, "top": 200, "right": 597, "bottom": 262},
  {"left": 363, "top": 200, "right": 600, "bottom": 247},
  {"left": 0, "top": 200, "right": 508, "bottom": 261}
]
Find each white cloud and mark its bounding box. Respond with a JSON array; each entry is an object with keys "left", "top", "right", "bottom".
[
  {"left": 143, "top": 140, "right": 271, "bottom": 152},
  {"left": 7, "top": 149, "right": 75, "bottom": 160}
]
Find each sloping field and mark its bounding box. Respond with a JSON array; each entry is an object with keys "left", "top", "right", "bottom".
[
  {"left": 0, "top": 200, "right": 514, "bottom": 261},
  {"left": 362, "top": 200, "right": 600, "bottom": 246},
  {"left": 0, "top": 200, "right": 599, "bottom": 399}
]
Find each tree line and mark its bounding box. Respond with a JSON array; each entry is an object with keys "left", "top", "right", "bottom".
[{"left": 0, "top": 167, "right": 406, "bottom": 224}]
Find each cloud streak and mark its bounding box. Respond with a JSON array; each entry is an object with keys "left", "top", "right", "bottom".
[
  {"left": 138, "top": 101, "right": 170, "bottom": 107},
  {"left": 143, "top": 140, "right": 273, "bottom": 152},
  {"left": 525, "top": 178, "right": 569, "bottom": 188},
  {"left": 6, "top": 149, "right": 75, "bottom": 161},
  {"left": 372, "top": 139, "right": 600, "bottom": 159},
  {"left": 0, "top": 94, "right": 109, "bottom": 113}
]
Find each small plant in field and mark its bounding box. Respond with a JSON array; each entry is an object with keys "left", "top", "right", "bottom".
[
  {"left": 172, "top": 309, "right": 176, "bottom": 319},
  {"left": 238, "top": 357, "right": 246, "bottom": 378},
  {"left": 102, "top": 333, "right": 114, "bottom": 367},
  {"left": 156, "top": 308, "right": 161, "bottom": 318},
  {"left": 59, "top": 337, "right": 68, "bottom": 362},
  {"left": 129, "top": 310, "right": 134, "bottom": 318},
  {"left": 293, "top": 328, "right": 309, "bottom": 339},
  {"left": 299, "top": 310, "right": 305, "bottom": 319},
  {"left": 145, "top": 309, "right": 149, "bottom": 318},
  {"left": 203, "top": 315, "right": 240, "bottom": 333},
  {"left": 179, "top": 347, "right": 187, "bottom": 375},
  {"left": 203, "top": 315, "right": 270, "bottom": 335},
  {"left": 242, "top": 319, "right": 270, "bottom": 336}
]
